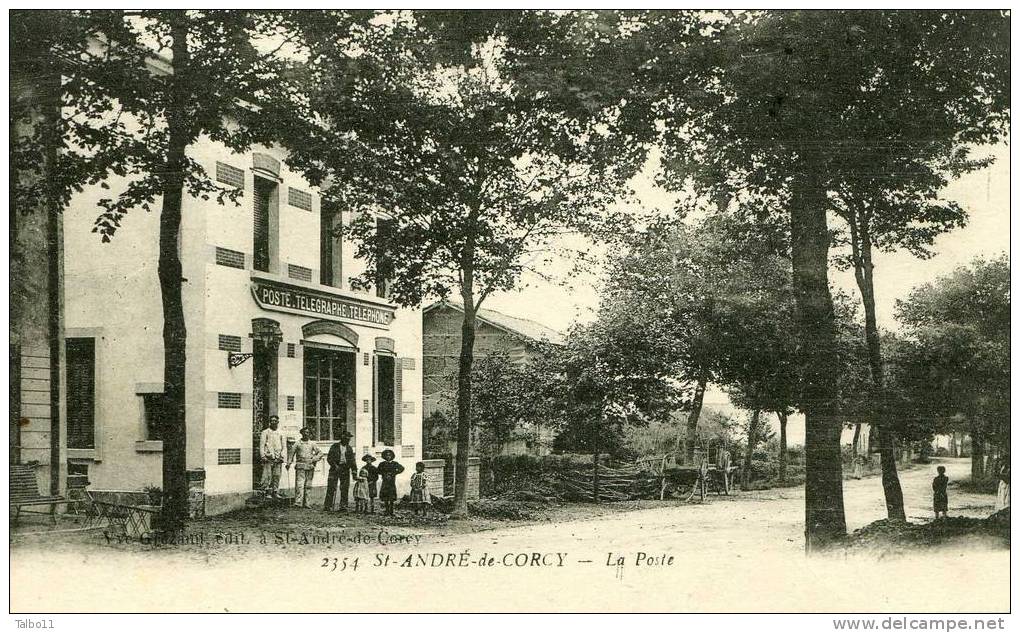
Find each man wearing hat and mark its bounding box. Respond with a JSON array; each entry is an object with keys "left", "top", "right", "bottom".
[
  {"left": 259, "top": 415, "right": 285, "bottom": 498},
  {"left": 324, "top": 429, "right": 357, "bottom": 511},
  {"left": 287, "top": 427, "right": 323, "bottom": 508}
]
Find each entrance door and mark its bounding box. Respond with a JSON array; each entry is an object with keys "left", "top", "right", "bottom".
[
  {"left": 303, "top": 346, "right": 355, "bottom": 441},
  {"left": 252, "top": 340, "right": 279, "bottom": 488}
]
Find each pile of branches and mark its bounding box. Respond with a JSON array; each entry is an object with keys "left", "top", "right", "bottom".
[{"left": 486, "top": 454, "right": 661, "bottom": 503}]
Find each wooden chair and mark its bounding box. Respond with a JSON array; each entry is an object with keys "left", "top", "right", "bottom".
[{"left": 10, "top": 463, "right": 66, "bottom": 525}]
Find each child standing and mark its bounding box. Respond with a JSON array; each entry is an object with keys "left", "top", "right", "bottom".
[
  {"left": 932, "top": 465, "right": 949, "bottom": 520},
  {"left": 377, "top": 449, "right": 404, "bottom": 516},
  {"left": 353, "top": 458, "right": 371, "bottom": 513},
  {"left": 363, "top": 455, "right": 379, "bottom": 514},
  {"left": 409, "top": 461, "right": 432, "bottom": 516}
]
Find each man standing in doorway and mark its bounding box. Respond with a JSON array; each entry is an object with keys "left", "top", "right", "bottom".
[
  {"left": 324, "top": 430, "right": 357, "bottom": 512},
  {"left": 259, "top": 415, "right": 285, "bottom": 498},
  {"left": 288, "top": 427, "right": 323, "bottom": 508}
]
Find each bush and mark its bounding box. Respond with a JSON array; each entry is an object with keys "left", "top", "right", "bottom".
[{"left": 469, "top": 499, "right": 539, "bottom": 520}]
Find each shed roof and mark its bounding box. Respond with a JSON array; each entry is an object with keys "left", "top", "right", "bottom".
[{"left": 424, "top": 300, "right": 566, "bottom": 346}]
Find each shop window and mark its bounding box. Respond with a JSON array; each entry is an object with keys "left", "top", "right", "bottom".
[
  {"left": 303, "top": 346, "right": 355, "bottom": 441},
  {"left": 66, "top": 338, "right": 96, "bottom": 449},
  {"left": 320, "top": 202, "right": 342, "bottom": 287},
  {"left": 141, "top": 393, "right": 166, "bottom": 441},
  {"left": 374, "top": 217, "right": 394, "bottom": 298},
  {"left": 253, "top": 177, "right": 278, "bottom": 273}
]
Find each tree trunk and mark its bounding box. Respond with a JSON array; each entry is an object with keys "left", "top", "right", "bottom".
[
  {"left": 778, "top": 410, "right": 789, "bottom": 483},
  {"left": 790, "top": 169, "right": 846, "bottom": 551},
  {"left": 159, "top": 14, "right": 191, "bottom": 531},
  {"left": 683, "top": 372, "right": 708, "bottom": 464},
  {"left": 850, "top": 214, "right": 906, "bottom": 521},
  {"left": 592, "top": 449, "right": 600, "bottom": 504},
  {"left": 971, "top": 426, "right": 985, "bottom": 484},
  {"left": 742, "top": 409, "right": 761, "bottom": 489},
  {"left": 451, "top": 233, "right": 478, "bottom": 519}
]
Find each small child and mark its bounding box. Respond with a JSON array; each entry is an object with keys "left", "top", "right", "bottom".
[
  {"left": 377, "top": 449, "right": 404, "bottom": 516},
  {"left": 409, "top": 461, "right": 432, "bottom": 516},
  {"left": 363, "top": 455, "right": 379, "bottom": 514},
  {"left": 353, "top": 458, "right": 371, "bottom": 513},
  {"left": 932, "top": 465, "right": 949, "bottom": 520}
]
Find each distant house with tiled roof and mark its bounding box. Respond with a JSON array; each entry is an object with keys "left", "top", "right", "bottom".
[{"left": 422, "top": 299, "right": 564, "bottom": 456}]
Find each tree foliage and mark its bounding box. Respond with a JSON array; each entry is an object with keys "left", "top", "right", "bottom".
[{"left": 893, "top": 256, "right": 1010, "bottom": 457}]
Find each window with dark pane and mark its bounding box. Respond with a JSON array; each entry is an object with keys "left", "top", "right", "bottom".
[
  {"left": 302, "top": 347, "right": 355, "bottom": 441},
  {"left": 66, "top": 337, "right": 96, "bottom": 449},
  {"left": 320, "top": 201, "right": 342, "bottom": 287},
  {"left": 375, "top": 354, "right": 395, "bottom": 446},
  {"left": 142, "top": 393, "right": 166, "bottom": 441},
  {"left": 253, "top": 177, "right": 275, "bottom": 272}
]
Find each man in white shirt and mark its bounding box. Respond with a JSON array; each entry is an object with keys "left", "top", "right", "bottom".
[
  {"left": 259, "top": 416, "right": 285, "bottom": 498},
  {"left": 288, "top": 427, "right": 323, "bottom": 508}
]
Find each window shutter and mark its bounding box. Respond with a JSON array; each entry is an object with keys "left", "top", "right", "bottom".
[
  {"left": 371, "top": 354, "right": 378, "bottom": 444},
  {"left": 394, "top": 358, "right": 404, "bottom": 446},
  {"left": 253, "top": 179, "right": 271, "bottom": 271},
  {"left": 66, "top": 338, "right": 96, "bottom": 449}
]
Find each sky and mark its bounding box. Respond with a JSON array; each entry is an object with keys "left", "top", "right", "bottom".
[{"left": 481, "top": 142, "right": 1011, "bottom": 446}]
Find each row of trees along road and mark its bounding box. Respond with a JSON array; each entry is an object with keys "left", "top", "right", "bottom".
[
  {"left": 892, "top": 256, "right": 1010, "bottom": 484},
  {"left": 12, "top": 11, "right": 1008, "bottom": 546},
  {"left": 603, "top": 10, "right": 1008, "bottom": 549}
]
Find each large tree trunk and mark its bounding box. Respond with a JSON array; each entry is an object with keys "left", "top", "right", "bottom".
[
  {"left": 159, "top": 15, "right": 191, "bottom": 531},
  {"left": 790, "top": 169, "right": 846, "bottom": 551},
  {"left": 777, "top": 410, "right": 789, "bottom": 483},
  {"left": 451, "top": 234, "right": 478, "bottom": 519},
  {"left": 742, "top": 409, "right": 761, "bottom": 489},
  {"left": 850, "top": 216, "right": 905, "bottom": 521},
  {"left": 683, "top": 372, "right": 708, "bottom": 464}
]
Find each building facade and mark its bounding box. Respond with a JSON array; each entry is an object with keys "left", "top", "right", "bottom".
[
  {"left": 63, "top": 141, "right": 423, "bottom": 514},
  {"left": 422, "top": 300, "right": 562, "bottom": 457},
  {"left": 11, "top": 64, "right": 66, "bottom": 497}
]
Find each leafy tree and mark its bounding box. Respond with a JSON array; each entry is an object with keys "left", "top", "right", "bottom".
[
  {"left": 546, "top": 313, "right": 682, "bottom": 499},
  {"left": 19, "top": 9, "right": 362, "bottom": 528},
  {"left": 470, "top": 349, "right": 558, "bottom": 456},
  {"left": 894, "top": 255, "right": 1010, "bottom": 482},
  {"left": 627, "top": 9, "right": 1009, "bottom": 548},
  {"left": 299, "top": 13, "right": 641, "bottom": 517}
]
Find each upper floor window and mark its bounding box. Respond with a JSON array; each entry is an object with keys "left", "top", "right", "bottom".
[
  {"left": 320, "top": 202, "right": 342, "bottom": 287},
  {"left": 253, "top": 177, "right": 278, "bottom": 273}
]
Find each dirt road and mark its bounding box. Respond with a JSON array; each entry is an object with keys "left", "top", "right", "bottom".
[{"left": 11, "top": 458, "right": 1008, "bottom": 612}]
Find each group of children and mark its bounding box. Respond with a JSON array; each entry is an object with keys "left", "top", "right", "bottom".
[{"left": 351, "top": 451, "right": 433, "bottom": 516}]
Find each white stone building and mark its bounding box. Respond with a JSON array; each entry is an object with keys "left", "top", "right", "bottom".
[{"left": 62, "top": 141, "right": 423, "bottom": 514}]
